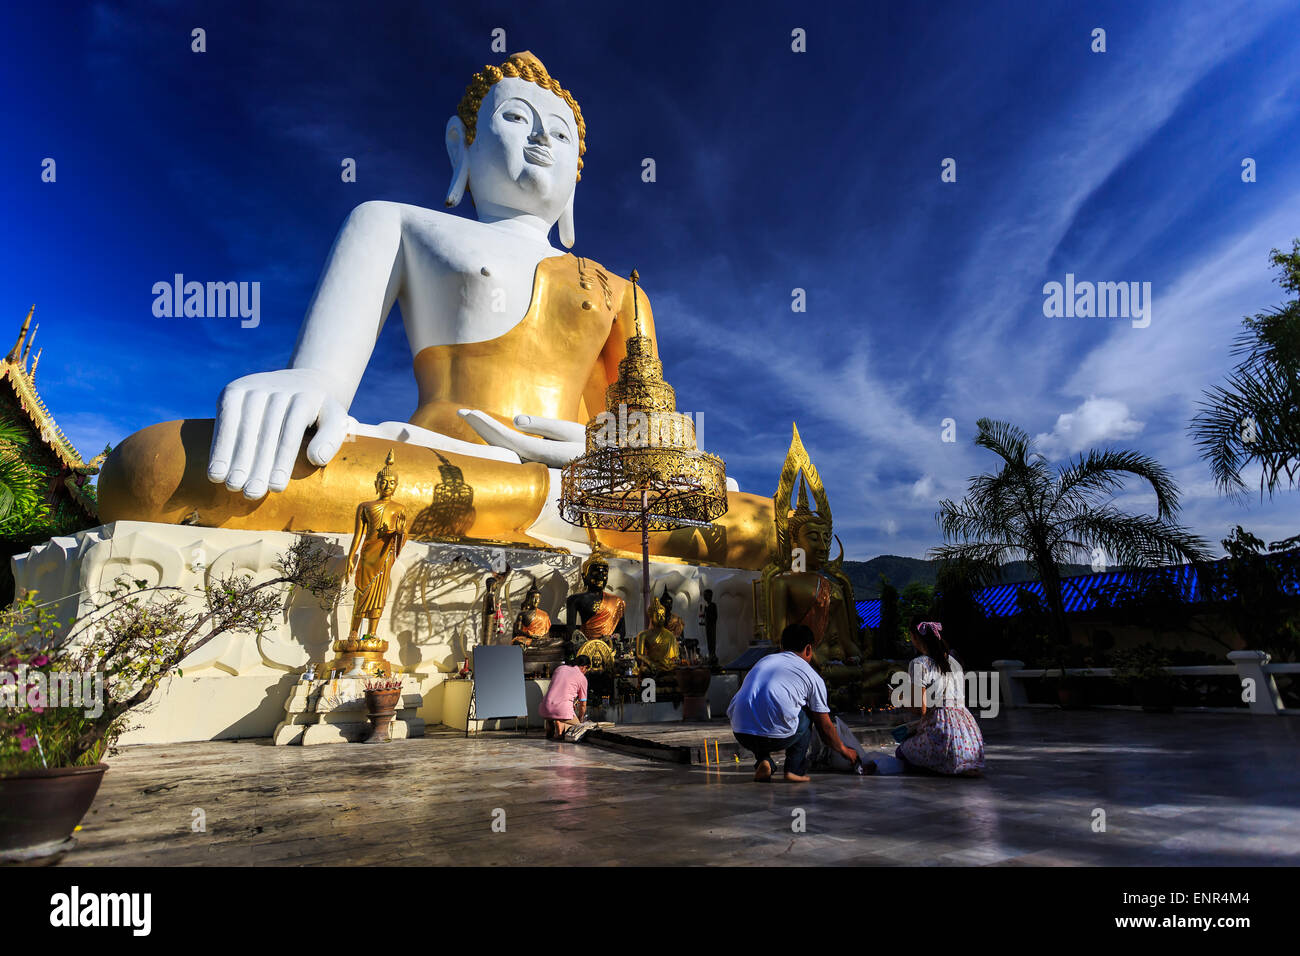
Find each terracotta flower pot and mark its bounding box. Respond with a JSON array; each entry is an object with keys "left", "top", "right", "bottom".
[
  {"left": 0, "top": 763, "right": 108, "bottom": 862},
  {"left": 363, "top": 688, "right": 403, "bottom": 743}
]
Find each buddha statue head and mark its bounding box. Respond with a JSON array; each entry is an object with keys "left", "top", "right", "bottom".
[
  {"left": 788, "top": 474, "right": 830, "bottom": 571},
  {"left": 446, "top": 51, "right": 584, "bottom": 247},
  {"left": 522, "top": 585, "right": 542, "bottom": 611},
  {"left": 374, "top": 450, "right": 398, "bottom": 499},
  {"left": 580, "top": 550, "right": 610, "bottom": 592},
  {"left": 650, "top": 599, "right": 669, "bottom": 628},
  {"left": 658, "top": 588, "right": 675, "bottom": 618}
]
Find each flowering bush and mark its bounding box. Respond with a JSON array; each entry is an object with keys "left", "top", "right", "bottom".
[{"left": 1, "top": 537, "right": 340, "bottom": 776}]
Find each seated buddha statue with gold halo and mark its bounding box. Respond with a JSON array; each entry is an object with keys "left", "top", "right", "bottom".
[
  {"left": 761, "top": 427, "right": 864, "bottom": 669},
  {"left": 96, "top": 51, "right": 776, "bottom": 571},
  {"left": 564, "top": 551, "right": 625, "bottom": 673}
]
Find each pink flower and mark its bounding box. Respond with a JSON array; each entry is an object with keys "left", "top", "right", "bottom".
[
  {"left": 30, "top": 654, "right": 48, "bottom": 667},
  {"left": 29, "top": 705, "right": 44, "bottom": 714},
  {"left": 19, "top": 736, "right": 34, "bottom": 752}
]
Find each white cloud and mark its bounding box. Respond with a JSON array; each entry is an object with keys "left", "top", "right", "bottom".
[
  {"left": 1034, "top": 396, "right": 1144, "bottom": 459},
  {"left": 911, "top": 475, "right": 936, "bottom": 501}
]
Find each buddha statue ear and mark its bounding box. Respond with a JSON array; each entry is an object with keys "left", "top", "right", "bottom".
[
  {"left": 558, "top": 190, "right": 575, "bottom": 248},
  {"left": 444, "top": 116, "right": 470, "bottom": 208}
]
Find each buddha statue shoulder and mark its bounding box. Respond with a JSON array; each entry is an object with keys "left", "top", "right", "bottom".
[{"left": 96, "top": 51, "right": 776, "bottom": 571}]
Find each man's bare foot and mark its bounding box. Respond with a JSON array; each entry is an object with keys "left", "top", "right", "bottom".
[
  {"left": 784, "top": 771, "right": 811, "bottom": 782},
  {"left": 753, "top": 759, "right": 774, "bottom": 782}
]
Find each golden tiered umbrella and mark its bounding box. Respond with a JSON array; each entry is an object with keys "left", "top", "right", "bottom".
[{"left": 559, "top": 271, "right": 729, "bottom": 626}]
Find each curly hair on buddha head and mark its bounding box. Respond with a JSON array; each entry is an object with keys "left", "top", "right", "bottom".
[{"left": 457, "top": 51, "right": 587, "bottom": 181}]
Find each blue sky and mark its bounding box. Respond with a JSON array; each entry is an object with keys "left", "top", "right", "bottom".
[{"left": 2, "top": 0, "right": 1298, "bottom": 561}]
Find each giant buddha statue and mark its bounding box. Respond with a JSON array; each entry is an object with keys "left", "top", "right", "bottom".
[{"left": 97, "top": 52, "right": 776, "bottom": 570}]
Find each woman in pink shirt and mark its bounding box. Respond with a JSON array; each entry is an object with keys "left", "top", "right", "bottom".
[{"left": 539, "top": 655, "right": 591, "bottom": 739}]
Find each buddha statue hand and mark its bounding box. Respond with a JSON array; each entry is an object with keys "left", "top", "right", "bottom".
[
  {"left": 209, "top": 368, "right": 357, "bottom": 500},
  {"left": 457, "top": 410, "right": 584, "bottom": 468}
]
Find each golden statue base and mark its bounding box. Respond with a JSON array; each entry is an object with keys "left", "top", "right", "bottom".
[{"left": 327, "top": 637, "right": 393, "bottom": 679}]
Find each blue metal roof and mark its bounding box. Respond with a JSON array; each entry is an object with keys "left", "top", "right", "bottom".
[{"left": 854, "top": 553, "right": 1297, "bottom": 626}]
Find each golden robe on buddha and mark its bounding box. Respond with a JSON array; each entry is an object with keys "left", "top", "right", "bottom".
[
  {"left": 511, "top": 608, "right": 552, "bottom": 645},
  {"left": 577, "top": 593, "right": 626, "bottom": 643},
  {"left": 352, "top": 501, "right": 406, "bottom": 617},
  {"left": 98, "top": 255, "right": 776, "bottom": 570}
]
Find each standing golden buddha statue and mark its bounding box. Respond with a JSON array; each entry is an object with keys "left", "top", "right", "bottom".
[{"left": 331, "top": 450, "right": 408, "bottom": 677}]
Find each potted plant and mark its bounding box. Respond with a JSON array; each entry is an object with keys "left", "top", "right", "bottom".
[
  {"left": 1110, "top": 644, "right": 1175, "bottom": 712},
  {"left": 0, "top": 537, "right": 339, "bottom": 862},
  {"left": 362, "top": 677, "right": 405, "bottom": 743}
]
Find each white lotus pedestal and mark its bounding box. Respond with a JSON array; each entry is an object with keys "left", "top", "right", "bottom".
[{"left": 273, "top": 675, "right": 426, "bottom": 745}]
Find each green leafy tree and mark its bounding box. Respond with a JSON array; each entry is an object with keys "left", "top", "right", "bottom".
[
  {"left": 1200, "top": 526, "right": 1300, "bottom": 663},
  {"left": 931, "top": 419, "right": 1211, "bottom": 645},
  {"left": 0, "top": 420, "right": 50, "bottom": 538},
  {"left": 899, "top": 580, "right": 934, "bottom": 628},
  {"left": 1191, "top": 240, "right": 1300, "bottom": 499}
]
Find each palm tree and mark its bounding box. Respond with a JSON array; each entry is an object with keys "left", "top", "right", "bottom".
[
  {"left": 930, "top": 419, "right": 1211, "bottom": 645},
  {"left": 0, "top": 419, "right": 50, "bottom": 539},
  {"left": 1190, "top": 241, "right": 1300, "bottom": 499}
]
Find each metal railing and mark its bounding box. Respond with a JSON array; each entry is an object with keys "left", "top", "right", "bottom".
[{"left": 991, "top": 651, "right": 1296, "bottom": 715}]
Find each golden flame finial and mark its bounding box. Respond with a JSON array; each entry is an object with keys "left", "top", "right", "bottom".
[
  {"left": 7, "top": 304, "right": 34, "bottom": 365},
  {"left": 630, "top": 270, "right": 644, "bottom": 337}
]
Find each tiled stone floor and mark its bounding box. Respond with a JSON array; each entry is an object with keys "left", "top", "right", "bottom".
[{"left": 63, "top": 710, "right": 1300, "bottom": 866}]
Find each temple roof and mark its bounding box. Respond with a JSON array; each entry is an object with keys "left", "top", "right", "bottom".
[{"left": 0, "top": 305, "right": 102, "bottom": 522}]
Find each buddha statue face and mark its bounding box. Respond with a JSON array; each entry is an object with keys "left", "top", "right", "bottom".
[
  {"left": 374, "top": 473, "right": 397, "bottom": 499},
  {"left": 583, "top": 561, "right": 609, "bottom": 593},
  {"left": 457, "top": 77, "right": 580, "bottom": 226},
  {"left": 523, "top": 588, "right": 541, "bottom": 611},
  {"left": 793, "top": 518, "right": 831, "bottom": 570}
]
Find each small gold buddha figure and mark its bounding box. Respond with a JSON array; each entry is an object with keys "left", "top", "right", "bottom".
[
  {"left": 634, "top": 601, "right": 682, "bottom": 677},
  {"left": 565, "top": 551, "right": 625, "bottom": 671},
  {"left": 342, "top": 450, "right": 408, "bottom": 642},
  {"left": 511, "top": 585, "right": 553, "bottom": 647}
]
